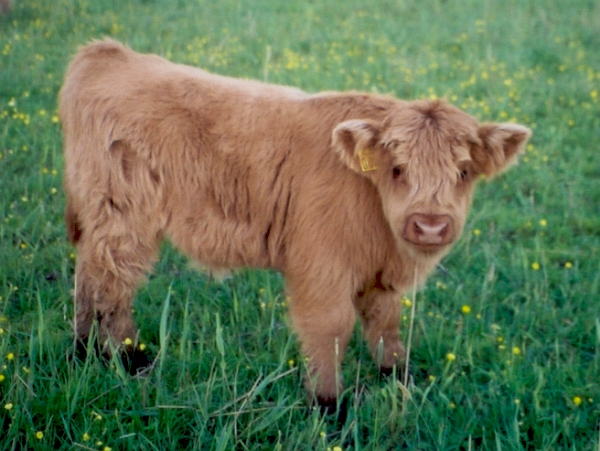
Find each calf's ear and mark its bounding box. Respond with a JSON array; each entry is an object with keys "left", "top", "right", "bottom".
[
  {"left": 472, "top": 123, "right": 532, "bottom": 177},
  {"left": 332, "top": 119, "right": 381, "bottom": 174}
]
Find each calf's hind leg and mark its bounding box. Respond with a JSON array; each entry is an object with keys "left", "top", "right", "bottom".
[{"left": 73, "top": 216, "right": 161, "bottom": 371}]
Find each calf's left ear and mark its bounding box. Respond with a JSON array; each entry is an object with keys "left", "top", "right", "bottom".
[
  {"left": 472, "top": 123, "right": 532, "bottom": 177},
  {"left": 332, "top": 119, "right": 381, "bottom": 174}
]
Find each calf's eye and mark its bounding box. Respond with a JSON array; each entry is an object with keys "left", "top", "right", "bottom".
[
  {"left": 392, "top": 166, "right": 402, "bottom": 179},
  {"left": 459, "top": 169, "right": 469, "bottom": 181}
]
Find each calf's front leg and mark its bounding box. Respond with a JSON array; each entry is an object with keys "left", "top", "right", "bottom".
[
  {"left": 355, "top": 289, "right": 407, "bottom": 376},
  {"left": 287, "top": 278, "right": 356, "bottom": 410}
]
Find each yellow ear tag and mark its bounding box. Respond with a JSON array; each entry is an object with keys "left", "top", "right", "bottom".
[{"left": 358, "top": 148, "right": 378, "bottom": 172}]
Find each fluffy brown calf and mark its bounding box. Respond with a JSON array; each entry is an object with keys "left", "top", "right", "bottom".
[{"left": 59, "top": 39, "right": 531, "bottom": 407}]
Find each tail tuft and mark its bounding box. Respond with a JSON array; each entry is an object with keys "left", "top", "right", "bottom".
[{"left": 65, "top": 200, "right": 82, "bottom": 244}]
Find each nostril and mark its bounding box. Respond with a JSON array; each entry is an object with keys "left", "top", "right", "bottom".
[
  {"left": 439, "top": 222, "right": 448, "bottom": 237},
  {"left": 414, "top": 222, "right": 424, "bottom": 234}
]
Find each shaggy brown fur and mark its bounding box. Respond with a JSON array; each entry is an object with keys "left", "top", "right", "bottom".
[{"left": 59, "top": 39, "right": 531, "bottom": 406}]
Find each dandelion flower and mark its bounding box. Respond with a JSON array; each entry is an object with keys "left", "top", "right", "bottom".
[
  {"left": 512, "top": 346, "right": 521, "bottom": 355},
  {"left": 333, "top": 447, "right": 342, "bottom": 451},
  {"left": 0, "top": 374, "right": 5, "bottom": 382},
  {"left": 4, "top": 403, "right": 13, "bottom": 410},
  {"left": 83, "top": 433, "right": 90, "bottom": 442},
  {"left": 122, "top": 338, "right": 133, "bottom": 346},
  {"left": 288, "top": 359, "right": 295, "bottom": 367},
  {"left": 539, "top": 219, "right": 547, "bottom": 227},
  {"left": 461, "top": 305, "right": 471, "bottom": 314},
  {"left": 139, "top": 343, "right": 146, "bottom": 351},
  {"left": 573, "top": 396, "right": 582, "bottom": 406},
  {"left": 7, "top": 352, "right": 14, "bottom": 360},
  {"left": 446, "top": 352, "right": 456, "bottom": 362},
  {"left": 531, "top": 262, "right": 540, "bottom": 271},
  {"left": 473, "top": 228, "right": 481, "bottom": 236},
  {"left": 36, "top": 431, "right": 44, "bottom": 439},
  {"left": 402, "top": 297, "right": 412, "bottom": 307},
  {"left": 564, "top": 262, "right": 573, "bottom": 269}
]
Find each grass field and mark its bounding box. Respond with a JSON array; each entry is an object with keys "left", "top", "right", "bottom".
[{"left": 1, "top": 0, "right": 599, "bottom": 449}]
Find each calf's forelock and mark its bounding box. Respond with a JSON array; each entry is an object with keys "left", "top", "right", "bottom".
[{"left": 381, "top": 100, "right": 479, "bottom": 201}]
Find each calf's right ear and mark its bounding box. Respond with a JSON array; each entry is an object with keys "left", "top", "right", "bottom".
[{"left": 332, "top": 120, "right": 381, "bottom": 174}]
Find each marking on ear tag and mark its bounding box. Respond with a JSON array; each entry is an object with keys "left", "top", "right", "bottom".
[{"left": 358, "top": 148, "right": 377, "bottom": 172}]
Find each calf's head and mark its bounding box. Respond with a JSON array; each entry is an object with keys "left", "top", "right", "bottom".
[{"left": 332, "top": 99, "right": 531, "bottom": 258}]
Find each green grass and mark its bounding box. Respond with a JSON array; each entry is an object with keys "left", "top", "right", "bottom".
[{"left": 1, "top": 0, "right": 600, "bottom": 449}]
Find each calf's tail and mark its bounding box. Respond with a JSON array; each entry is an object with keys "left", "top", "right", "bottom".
[{"left": 65, "top": 198, "right": 82, "bottom": 244}]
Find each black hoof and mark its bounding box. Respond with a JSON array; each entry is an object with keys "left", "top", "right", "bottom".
[
  {"left": 314, "top": 395, "right": 350, "bottom": 424},
  {"left": 73, "top": 336, "right": 101, "bottom": 362},
  {"left": 120, "top": 346, "right": 152, "bottom": 376},
  {"left": 73, "top": 337, "right": 151, "bottom": 375}
]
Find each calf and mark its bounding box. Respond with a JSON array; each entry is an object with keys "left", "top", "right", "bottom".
[{"left": 59, "top": 39, "right": 531, "bottom": 407}]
